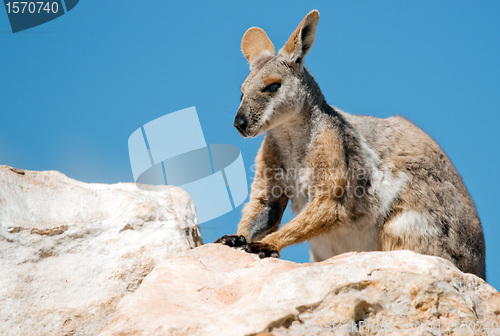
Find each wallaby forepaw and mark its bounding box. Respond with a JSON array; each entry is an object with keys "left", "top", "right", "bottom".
[
  {"left": 215, "top": 235, "right": 247, "bottom": 247},
  {"left": 244, "top": 242, "right": 280, "bottom": 258}
]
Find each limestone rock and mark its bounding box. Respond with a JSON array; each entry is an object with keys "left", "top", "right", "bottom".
[
  {"left": 0, "top": 166, "right": 202, "bottom": 336},
  {"left": 100, "top": 244, "right": 500, "bottom": 336}
]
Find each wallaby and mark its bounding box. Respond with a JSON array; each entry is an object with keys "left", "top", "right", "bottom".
[{"left": 216, "top": 10, "right": 486, "bottom": 279}]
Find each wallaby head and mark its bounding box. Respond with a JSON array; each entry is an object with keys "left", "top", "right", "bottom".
[{"left": 234, "top": 10, "right": 321, "bottom": 137}]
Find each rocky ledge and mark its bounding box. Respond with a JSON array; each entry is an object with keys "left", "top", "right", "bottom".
[
  {"left": 0, "top": 166, "right": 202, "bottom": 336},
  {"left": 100, "top": 244, "right": 500, "bottom": 336}
]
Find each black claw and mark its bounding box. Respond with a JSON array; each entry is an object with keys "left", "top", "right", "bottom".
[
  {"left": 230, "top": 236, "right": 238, "bottom": 247},
  {"left": 244, "top": 242, "right": 260, "bottom": 254},
  {"left": 215, "top": 235, "right": 247, "bottom": 247},
  {"left": 214, "top": 235, "right": 225, "bottom": 244},
  {"left": 242, "top": 242, "right": 280, "bottom": 259},
  {"left": 237, "top": 235, "right": 247, "bottom": 246}
]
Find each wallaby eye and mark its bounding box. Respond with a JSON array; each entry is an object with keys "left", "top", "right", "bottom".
[
  {"left": 262, "top": 83, "right": 281, "bottom": 93},
  {"left": 240, "top": 93, "right": 243, "bottom": 101}
]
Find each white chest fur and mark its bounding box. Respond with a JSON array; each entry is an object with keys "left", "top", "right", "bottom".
[
  {"left": 285, "top": 166, "right": 312, "bottom": 213},
  {"left": 270, "top": 124, "right": 314, "bottom": 213}
]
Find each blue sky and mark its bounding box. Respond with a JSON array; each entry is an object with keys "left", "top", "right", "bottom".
[{"left": 1, "top": 1, "right": 499, "bottom": 289}]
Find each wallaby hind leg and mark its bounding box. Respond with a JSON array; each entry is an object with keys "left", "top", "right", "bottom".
[{"left": 379, "top": 210, "right": 486, "bottom": 280}]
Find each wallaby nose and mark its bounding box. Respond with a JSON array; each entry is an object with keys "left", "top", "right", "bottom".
[{"left": 234, "top": 115, "right": 248, "bottom": 133}]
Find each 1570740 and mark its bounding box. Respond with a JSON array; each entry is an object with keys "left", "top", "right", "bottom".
[{"left": 5, "top": 1, "right": 60, "bottom": 14}]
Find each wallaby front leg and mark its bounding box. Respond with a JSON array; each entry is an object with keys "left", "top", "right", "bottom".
[
  {"left": 215, "top": 137, "right": 289, "bottom": 246},
  {"left": 216, "top": 195, "right": 288, "bottom": 247},
  {"left": 237, "top": 195, "right": 288, "bottom": 241},
  {"left": 249, "top": 195, "right": 344, "bottom": 257},
  {"left": 241, "top": 127, "right": 350, "bottom": 257}
]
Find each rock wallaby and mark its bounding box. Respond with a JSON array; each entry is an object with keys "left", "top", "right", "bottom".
[{"left": 216, "top": 10, "right": 486, "bottom": 279}]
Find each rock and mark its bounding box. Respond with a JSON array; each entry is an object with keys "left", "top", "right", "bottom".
[
  {"left": 0, "top": 165, "right": 202, "bottom": 336},
  {"left": 100, "top": 244, "right": 500, "bottom": 336}
]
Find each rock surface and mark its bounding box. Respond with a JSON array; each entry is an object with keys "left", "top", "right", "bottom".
[
  {"left": 0, "top": 166, "right": 202, "bottom": 336},
  {"left": 100, "top": 244, "right": 500, "bottom": 336}
]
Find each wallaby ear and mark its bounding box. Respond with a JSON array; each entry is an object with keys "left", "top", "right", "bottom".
[
  {"left": 279, "top": 10, "right": 320, "bottom": 63},
  {"left": 241, "top": 27, "right": 275, "bottom": 67}
]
